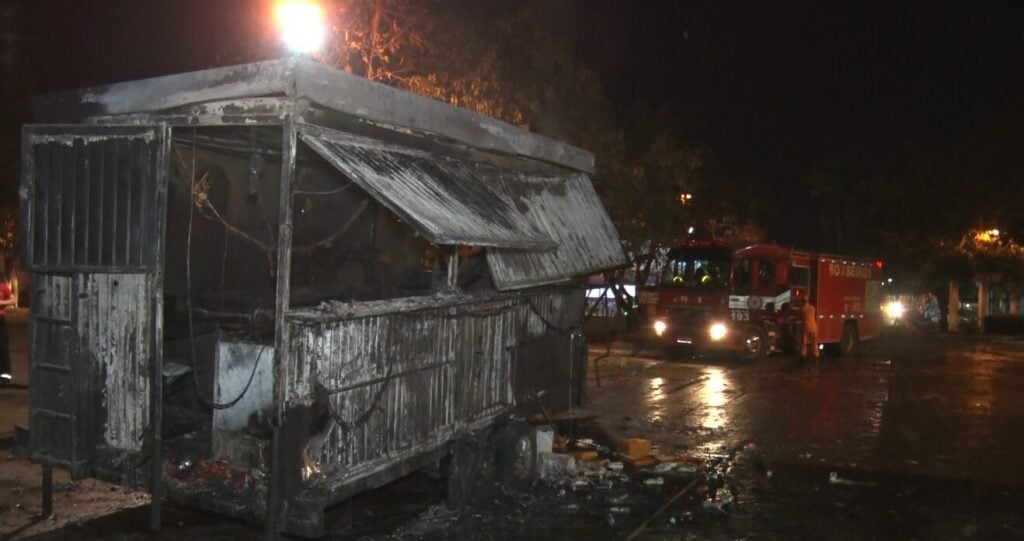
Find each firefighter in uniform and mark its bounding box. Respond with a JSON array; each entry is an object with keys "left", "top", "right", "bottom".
[{"left": 800, "top": 297, "right": 820, "bottom": 364}]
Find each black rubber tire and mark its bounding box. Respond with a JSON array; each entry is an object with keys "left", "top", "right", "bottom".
[
  {"left": 839, "top": 322, "right": 860, "bottom": 357},
  {"left": 492, "top": 421, "right": 537, "bottom": 491},
  {"left": 739, "top": 325, "right": 767, "bottom": 361},
  {"left": 662, "top": 345, "right": 691, "bottom": 360},
  {"left": 445, "top": 431, "right": 496, "bottom": 508}
]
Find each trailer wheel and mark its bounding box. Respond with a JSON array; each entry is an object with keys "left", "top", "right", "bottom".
[
  {"left": 492, "top": 420, "right": 537, "bottom": 491},
  {"left": 446, "top": 431, "right": 497, "bottom": 508},
  {"left": 839, "top": 322, "right": 860, "bottom": 357},
  {"left": 739, "top": 325, "right": 767, "bottom": 360}
]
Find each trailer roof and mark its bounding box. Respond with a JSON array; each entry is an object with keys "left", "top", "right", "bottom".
[
  {"left": 299, "top": 124, "right": 627, "bottom": 288},
  {"left": 299, "top": 125, "right": 555, "bottom": 250},
  {"left": 33, "top": 57, "right": 595, "bottom": 174}
]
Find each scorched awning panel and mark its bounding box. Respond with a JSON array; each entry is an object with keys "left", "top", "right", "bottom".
[
  {"left": 298, "top": 126, "right": 554, "bottom": 250},
  {"left": 487, "top": 172, "right": 627, "bottom": 290}
]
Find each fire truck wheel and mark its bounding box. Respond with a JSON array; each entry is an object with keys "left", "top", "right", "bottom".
[
  {"left": 840, "top": 322, "right": 861, "bottom": 357},
  {"left": 662, "top": 346, "right": 687, "bottom": 360},
  {"left": 739, "top": 326, "right": 767, "bottom": 360},
  {"left": 492, "top": 420, "right": 537, "bottom": 491}
]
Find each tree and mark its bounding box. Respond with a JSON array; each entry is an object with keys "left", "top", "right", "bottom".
[
  {"left": 319, "top": 0, "right": 606, "bottom": 134},
  {"left": 598, "top": 104, "right": 713, "bottom": 287},
  {"left": 954, "top": 228, "right": 1024, "bottom": 287}
]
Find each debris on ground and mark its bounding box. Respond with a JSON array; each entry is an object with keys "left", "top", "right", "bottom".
[
  {"left": 536, "top": 425, "right": 555, "bottom": 454},
  {"left": 617, "top": 438, "right": 652, "bottom": 457},
  {"left": 570, "top": 450, "right": 600, "bottom": 461},
  {"left": 702, "top": 487, "right": 735, "bottom": 514},
  {"left": 390, "top": 503, "right": 460, "bottom": 537},
  {"left": 828, "top": 471, "right": 876, "bottom": 487},
  {"left": 539, "top": 452, "right": 576, "bottom": 483}
]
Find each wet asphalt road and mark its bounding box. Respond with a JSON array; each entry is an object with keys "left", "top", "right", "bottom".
[
  {"left": 5, "top": 329, "right": 1024, "bottom": 539},
  {"left": 586, "top": 330, "right": 1024, "bottom": 488},
  {"left": 579, "top": 329, "right": 1024, "bottom": 540}
]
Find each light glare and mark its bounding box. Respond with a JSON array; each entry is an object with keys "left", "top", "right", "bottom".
[
  {"left": 708, "top": 322, "right": 727, "bottom": 341},
  {"left": 884, "top": 301, "right": 905, "bottom": 319},
  {"left": 277, "top": 2, "right": 326, "bottom": 54}
]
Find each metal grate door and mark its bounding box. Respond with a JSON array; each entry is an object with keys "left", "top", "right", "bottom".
[{"left": 20, "top": 125, "right": 168, "bottom": 478}]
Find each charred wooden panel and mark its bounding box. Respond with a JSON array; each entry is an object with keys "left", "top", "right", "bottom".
[
  {"left": 488, "top": 172, "right": 627, "bottom": 290},
  {"left": 515, "top": 290, "right": 586, "bottom": 412},
  {"left": 284, "top": 289, "right": 582, "bottom": 487},
  {"left": 32, "top": 274, "right": 73, "bottom": 322},
  {"left": 288, "top": 307, "right": 464, "bottom": 475},
  {"left": 285, "top": 296, "right": 519, "bottom": 480},
  {"left": 298, "top": 127, "right": 553, "bottom": 250},
  {"left": 451, "top": 300, "right": 516, "bottom": 424},
  {"left": 77, "top": 273, "right": 152, "bottom": 452},
  {"left": 28, "top": 319, "right": 81, "bottom": 470}
]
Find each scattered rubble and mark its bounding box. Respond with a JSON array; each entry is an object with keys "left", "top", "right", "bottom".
[
  {"left": 531, "top": 427, "right": 762, "bottom": 538},
  {"left": 828, "top": 471, "right": 876, "bottom": 487}
]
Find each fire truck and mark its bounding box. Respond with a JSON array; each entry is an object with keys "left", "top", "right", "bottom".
[{"left": 638, "top": 239, "right": 883, "bottom": 359}]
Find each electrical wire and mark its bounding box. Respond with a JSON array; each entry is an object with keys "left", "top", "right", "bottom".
[
  {"left": 526, "top": 298, "right": 573, "bottom": 335},
  {"left": 185, "top": 130, "right": 267, "bottom": 410},
  {"left": 320, "top": 318, "right": 398, "bottom": 433},
  {"left": 294, "top": 183, "right": 354, "bottom": 196}
]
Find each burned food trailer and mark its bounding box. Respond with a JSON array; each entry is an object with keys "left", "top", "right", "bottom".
[{"left": 14, "top": 58, "right": 626, "bottom": 536}]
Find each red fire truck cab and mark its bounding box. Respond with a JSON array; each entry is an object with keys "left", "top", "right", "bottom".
[{"left": 638, "top": 241, "right": 882, "bottom": 359}]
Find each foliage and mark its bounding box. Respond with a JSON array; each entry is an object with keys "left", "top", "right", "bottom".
[
  {"left": 320, "top": 0, "right": 608, "bottom": 138},
  {"left": 953, "top": 228, "right": 1024, "bottom": 288},
  {"left": 599, "top": 104, "right": 720, "bottom": 287},
  {"left": 803, "top": 95, "right": 1024, "bottom": 294},
  {"left": 802, "top": 164, "right": 875, "bottom": 254}
]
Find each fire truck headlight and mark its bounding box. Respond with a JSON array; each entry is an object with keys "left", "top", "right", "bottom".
[
  {"left": 884, "top": 300, "right": 905, "bottom": 319},
  {"left": 654, "top": 319, "right": 668, "bottom": 337},
  {"left": 708, "top": 322, "right": 728, "bottom": 341}
]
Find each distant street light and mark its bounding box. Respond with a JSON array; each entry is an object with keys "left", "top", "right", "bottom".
[
  {"left": 276, "top": 1, "right": 326, "bottom": 55},
  {"left": 679, "top": 192, "right": 693, "bottom": 205}
]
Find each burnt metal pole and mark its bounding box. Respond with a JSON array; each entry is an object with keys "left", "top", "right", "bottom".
[
  {"left": 266, "top": 119, "right": 297, "bottom": 541},
  {"left": 446, "top": 247, "right": 458, "bottom": 289},
  {"left": 41, "top": 465, "right": 53, "bottom": 517},
  {"left": 149, "top": 123, "right": 171, "bottom": 532}
]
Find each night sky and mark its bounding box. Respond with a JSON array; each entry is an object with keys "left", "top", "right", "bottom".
[{"left": 4, "top": 0, "right": 1024, "bottom": 249}]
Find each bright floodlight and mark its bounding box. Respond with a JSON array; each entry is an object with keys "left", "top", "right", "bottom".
[
  {"left": 277, "top": 1, "right": 326, "bottom": 54},
  {"left": 884, "top": 300, "right": 905, "bottom": 319}
]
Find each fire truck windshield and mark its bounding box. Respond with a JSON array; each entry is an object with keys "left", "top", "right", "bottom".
[{"left": 660, "top": 246, "right": 732, "bottom": 290}]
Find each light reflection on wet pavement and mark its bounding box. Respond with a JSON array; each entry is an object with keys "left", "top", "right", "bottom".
[{"left": 585, "top": 332, "right": 1024, "bottom": 486}]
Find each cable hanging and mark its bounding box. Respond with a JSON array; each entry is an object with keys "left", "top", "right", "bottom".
[{"left": 184, "top": 128, "right": 268, "bottom": 410}]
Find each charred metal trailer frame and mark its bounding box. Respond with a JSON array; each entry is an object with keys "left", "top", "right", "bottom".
[{"left": 14, "top": 58, "right": 626, "bottom": 537}]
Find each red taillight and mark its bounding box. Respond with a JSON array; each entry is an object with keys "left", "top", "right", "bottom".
[
  {"left": 875, "top": 260, "right": 884, "bottom": 269},
  {"left": 794, "top": 289, "right": 802, "bottom": 297}
]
